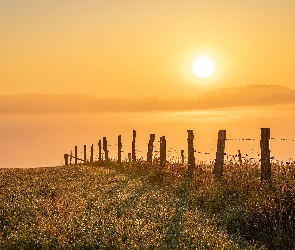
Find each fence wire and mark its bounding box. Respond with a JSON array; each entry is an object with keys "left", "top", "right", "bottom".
[
  {"left": 226, "top": 138, "right": 258, "bottom": 141},
  {"left": 271, "top": 137, "right": 295, "bottom": 142},
  {"left": 64, "top": 133, "right": 295, "bottom": 165}
]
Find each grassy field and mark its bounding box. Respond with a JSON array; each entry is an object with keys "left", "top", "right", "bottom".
[{"left": 1, "top": 160, "right": 295, "bottom": 249}]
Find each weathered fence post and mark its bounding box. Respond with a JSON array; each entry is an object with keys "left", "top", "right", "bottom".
[
  {"left": 64, "top": 154, "right": 68, "bottom": 166},
  {"left": 187, "top": 130, "right": 195, "bottom": 177},
  {"left": 213, "top": 130, "right": 226, "bottom": 179},
  {"left": 128, "top": 153, "right": 132, "bottom": 162},
  {"left": 84, "top": 145, "right": 87, "bottom": 164},
  {"left": 75, "top": 146, "right": 78, "bottom": 165},
  {"left": 90, "top": 144, "right": 94, "bottom": 163},
  {"left": 181, "top": 150, "right": 185, "bottom": 164},
  {"left": 147, "top": 134, "right": 155, "bottom": 163},
  {"left": 160, "top": 136, "right": 166, "bottom": 166},
  {"left": 132, "top": 130, "right": 136, "bottom": 162},
  {"left": 98, "top": 140, "right": 102, "bottom": 161},
  {"left": 118, "top": 135, "right": 122, "bottom": 163},
  {"left": 260, "top": 128, "right": 271, "bottom": 184},
  {"left": 70, "top": 150, "right": 73, "bottom": 165},
  {"left": 238, "top": 150, "right": 242, "bottom": 166},
  {"left": 103, "top": 137, "right": 108, "bottom": 160}
]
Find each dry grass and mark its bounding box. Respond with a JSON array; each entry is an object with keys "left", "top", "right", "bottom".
[{"left": 0, "top": 160, "right": 294, "bottom": 249}]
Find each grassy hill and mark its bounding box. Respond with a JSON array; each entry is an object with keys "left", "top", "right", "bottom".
[{"left": 1, "top": 160, "right": 294, "bottom": 249}]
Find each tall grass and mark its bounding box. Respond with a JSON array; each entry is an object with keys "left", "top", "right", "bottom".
[
  {"left": 192, "top": 160, "right": 295, "bottom": 249},
  {"left": 0, "top": 159, "right": 294, "bottom": 249}
]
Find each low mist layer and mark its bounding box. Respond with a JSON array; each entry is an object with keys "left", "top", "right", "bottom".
[
  {"left": 1, "top": 102, "right": 295, "bottom": 168},
  {"left": 1, "top": 85, "right": 295, "bottom": 113}
]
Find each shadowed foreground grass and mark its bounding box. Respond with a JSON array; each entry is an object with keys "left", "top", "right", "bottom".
[{"left": 0, "top": 160, "right": 294, "bottom": 249}]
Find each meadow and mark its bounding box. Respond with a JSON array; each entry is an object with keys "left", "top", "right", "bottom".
[{"left": 0, "top": 159, "right": 294, "bottom": 249}]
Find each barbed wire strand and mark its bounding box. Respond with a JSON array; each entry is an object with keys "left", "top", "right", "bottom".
[{"left": 66, "top": 135, "right": 295, "bottom": 164}]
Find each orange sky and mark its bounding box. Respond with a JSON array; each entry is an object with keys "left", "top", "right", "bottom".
[
  {"left": 1, "top": 1, "right": 295, "bottom": 168},
  {"left": 1, "top": 0, "right": 295, "bottom": 98}
]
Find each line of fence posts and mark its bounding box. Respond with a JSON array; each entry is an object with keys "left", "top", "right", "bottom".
[
  {"left": 63, "top": 128, "right": 273, "bottom": 184},
  {"left": 212, "top": 128, "right": 272, "bottom": 184}
]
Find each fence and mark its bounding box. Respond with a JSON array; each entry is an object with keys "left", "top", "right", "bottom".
[{"left": 63, "top": 128, "right": 294, "bottom": 184}]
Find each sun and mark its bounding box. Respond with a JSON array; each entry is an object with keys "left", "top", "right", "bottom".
[{"left": 191, "top": 54, "right": 216, "bottom": 79}]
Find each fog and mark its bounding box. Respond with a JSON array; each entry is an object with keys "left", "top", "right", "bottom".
[{"left": 1, "top": 104, "right": 295, "bottom": 168}]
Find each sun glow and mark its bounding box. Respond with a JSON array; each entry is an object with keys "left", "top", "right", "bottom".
[{"left": 191, "top": 55, "right": 216, "bottom": 79}]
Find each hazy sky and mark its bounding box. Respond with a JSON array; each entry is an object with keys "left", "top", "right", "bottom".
[
  {"left": 1, "top": 1, "right": 295, "bottom": 168},
  {"left": 1, "top": 0, "right": 295, "bottom": 98}
]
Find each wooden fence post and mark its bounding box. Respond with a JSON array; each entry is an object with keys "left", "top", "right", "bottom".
[
  {"left": 70, "top": 150, "right": 73, "bottom": 165},
  {"left": 238, "top": 150, "right": 242, "bottom": 166},
  {"left": 98, "top": 140, "right": 102, "bottom": 161},
  {"left": 260, "top": 128, "right": 271, "bottom": 184},
  {"left": 213, "top": 130, "right": 226, "bottom": 179},
  {"left": 103, "top": 137, "right": 108, "bottom": 160},
  {"left": 128, "top": 153, "right": 132, "bottom": 163},
  {"left": 118, "top": 135, "right": 122, "bottom": 163},
  {"left": 132, "top": 130, "right": 136, "bottom": 162},
  {"left": 90, "top": 144, "right": 94, "bottom": 163},
  {"left": 187, "top": 130, "right": 195, "bottom": 177},
  {"left": 84, "top": 145, "right": 87, "bottom": 164},
  {"left": 75, "top": 146, "right": 78, "bottom": 165},
  {"left": 64, "top": 154, "right": 68, "bottom": 166},
  {"left": 181, "top": 150, "right": 185, "bottom": 164},
  {"left": 160, "top": 136, "right": 166, "bottom": 166},
  {"left": 147, "top": 134, "right": 155, "bottom": 163}
]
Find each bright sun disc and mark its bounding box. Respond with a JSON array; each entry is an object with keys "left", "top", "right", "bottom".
[{"left": 191, "top": 55, "right": 216, "bottom": 79}]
